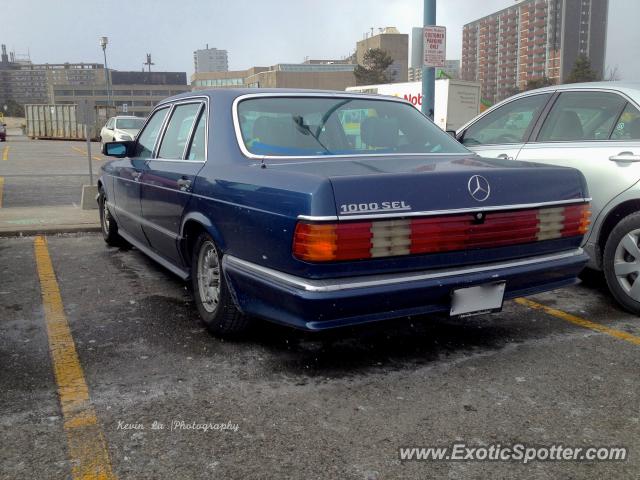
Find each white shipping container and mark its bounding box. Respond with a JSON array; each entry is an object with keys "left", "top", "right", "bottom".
[
  {"left": 25, "top": 104, "right": 116, "bottom": 141},
  {"left": 346, "top": 79, "right": 481, "bottom": 131}
]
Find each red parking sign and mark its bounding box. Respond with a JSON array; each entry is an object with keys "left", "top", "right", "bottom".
[{"left": 423, "top": 26, "right": 446, "bottom": 68}]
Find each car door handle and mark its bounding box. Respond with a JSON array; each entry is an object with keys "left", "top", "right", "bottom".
[
  {"left": 609, "top": 152, "right": 640, "bottom": 162},
  {"left": 131, "top": 171, "right": 142, "bottom": 181},
  {"left": 496, "top": 154, "right": 513, "bottom": 160},
  {"left": 177, "top": 178, "right": 192, "bottom": 191}
]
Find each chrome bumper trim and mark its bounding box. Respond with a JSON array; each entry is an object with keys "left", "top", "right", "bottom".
[
  {"left": 297, "top": 198, "right": 592, "bottom": 222},
  {"left": 223, "top": 248, "right": 585, "bottom": 293}
]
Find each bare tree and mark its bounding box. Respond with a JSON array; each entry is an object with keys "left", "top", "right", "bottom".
[{"left": 605, "top": 66, "right": 621, "bottom": 82}]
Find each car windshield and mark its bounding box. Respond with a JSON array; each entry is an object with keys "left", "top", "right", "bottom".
[
  {"left": 116, "top": 118, "right": 145, "bottom": 130},
  {"left": 237, "top": 96, "right": 469, "bottom": 157}
]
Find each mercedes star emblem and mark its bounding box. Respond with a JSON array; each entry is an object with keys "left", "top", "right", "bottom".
[{"left": 468, "top": 175, "right": 491, "bottom": 202}]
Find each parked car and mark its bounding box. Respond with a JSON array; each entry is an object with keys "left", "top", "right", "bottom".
[
  {"left": 0, "top": 122, "right": 6, "bottom": 141},
  {"left": 99, "top": 116, "right": 145, "bottom": 146},
  {"left": 99, "top": 89, "right": 590, "bottom": 336},
  {"left": 456, "top": 82, "right": 640, "bottom": 314}
]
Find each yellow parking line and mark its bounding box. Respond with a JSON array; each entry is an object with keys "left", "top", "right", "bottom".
[
  {"left": 72, "top": 146, "right": 102, "bottom": 162},
  {"left": 516, "top": 297, "right": 640, "bottom": 346},
  {"left": 0, "top": 177, "right": 4, "bottom": 208},
  {"left": 34, "top": 236, "right": 116, "bottom": 480},
  {"left": 2, "top": 145, "right": 9, "bottom": 161}
]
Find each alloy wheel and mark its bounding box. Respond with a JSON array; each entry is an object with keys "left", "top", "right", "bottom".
[
  {"left": 197, "top": 241, "right": 221, "bottom": 313},
  {"left": 101, "top": 197, "right": 111, "bottom": 236},
  {"left": 614, "top": 228, "right": 640, "bottom": 301}
]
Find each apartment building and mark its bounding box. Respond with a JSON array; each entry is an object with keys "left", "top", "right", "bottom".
[{"left": 461, "top": 0, "right": 608, "bottom": 103}]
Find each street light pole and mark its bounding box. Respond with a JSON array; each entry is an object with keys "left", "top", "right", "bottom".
[
  {"left": 422, "top": 0, "right": 436, "bottom": 118},
  {"left": 99, "top": 36, "right": 112, "bottom": 107}
]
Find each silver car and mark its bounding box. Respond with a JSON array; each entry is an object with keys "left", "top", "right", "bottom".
[
  {"left": 456, "top": 82, "right": 640, "bottom": 314},
  {"left": 100, "top": 115, "right": 145, "bottom": 146}
]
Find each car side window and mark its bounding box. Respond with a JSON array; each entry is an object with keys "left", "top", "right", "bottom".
[
  {"left": 134, "top": 108, "right": 169, "bottom": 158},
  {"left": 610, "top": 103, "right": 640, "bottom": 140},
  {"left": 461, "top": 94, "right": 551, "bottom": 146},
  {"left": 158, "top": 103, "right": 201, "bottom": 159},
  {"left": 537, "top": 92, "right": 626, "bottom": 142},
  {"left": 186, "top": 108, "right": 207, "bottom": 161}
]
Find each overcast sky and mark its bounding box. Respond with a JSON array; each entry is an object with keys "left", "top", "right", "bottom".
[{"left": 1, "top": 0, "right": 637, "bottom": 80}]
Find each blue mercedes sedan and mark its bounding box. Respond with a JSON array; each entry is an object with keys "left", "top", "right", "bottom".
[{"left": 99, "top": 89, "right": 591, "bottom": 336}]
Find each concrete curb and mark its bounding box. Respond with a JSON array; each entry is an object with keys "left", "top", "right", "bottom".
[
  {"left": 0, "top": 225, "right": 101, "bottom": 237},
  {"left": 0, "top": 206, "right": 101, "bottom": 237}
]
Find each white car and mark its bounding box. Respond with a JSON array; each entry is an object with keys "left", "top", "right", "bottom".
[
  {"left": 456, "top": 81, "right": 640, "bottom": 314},
  {"left": 100, "top": 116, "right": 145, "bottom": 146}
]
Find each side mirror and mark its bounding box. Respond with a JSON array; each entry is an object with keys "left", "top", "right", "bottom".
[
  {"left": 107, "top": 125, "right": 114, "bottom": 131},
  {"left": 446, "top": 130, "right": 457, "bottom": 137},
  {"left": 103, "top": 141, "right": 134, "bottom": 158}
]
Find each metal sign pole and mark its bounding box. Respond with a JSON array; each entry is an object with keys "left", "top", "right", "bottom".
[
  {"left": 422, "top": 0, "right": 437, "bottom": 118},
  {"left": 80, "top": 99, "right": 94, "bottom": 186},
  {"left": 86, "top": 123, "right": 93, "bottom": 186}
]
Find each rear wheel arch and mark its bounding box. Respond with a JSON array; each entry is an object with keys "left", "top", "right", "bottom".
[
  {"left": 597, "top": 199, "right": 640, "bottom": 264},
  {"left": 180, "top": 215, "right": 226, "bottom": 268}
]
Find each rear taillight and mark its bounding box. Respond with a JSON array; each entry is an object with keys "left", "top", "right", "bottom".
[
  {"left": 293, "top": 222, "right": 373, "bottom": 261},
  {"left": 293, "top": 203, "right": 591, "bottom": 262},
  {"left": 560, "top": 203, "right": 591, "bottom": 237}
]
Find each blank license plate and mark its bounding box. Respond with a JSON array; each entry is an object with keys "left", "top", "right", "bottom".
[{"left": 450, "top": 282, "right": 506, "bottom": 317}]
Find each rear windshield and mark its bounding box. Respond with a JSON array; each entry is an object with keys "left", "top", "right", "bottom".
[
  {"left": 236, "top": 96, "right": 469, "bottom": 157},
  {"left": 116, "top": 118, "right": 145, "bottom": 130}
]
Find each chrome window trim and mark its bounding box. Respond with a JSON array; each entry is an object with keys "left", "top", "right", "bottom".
[
  {"left": 520, "top": 139, "right": 640, "bottom": 147},
  {"left": 532, "top": 90, "right": 640, "bottom": 144},
  {"left": 152, "top": 96, "right": 209, "bottom": 163},
  {"left": 231, "top": 92, "right": 470, "bottom": 161},
  {"left": 183, "top": 103, "right": 208, "bottom": 161},
  {"left": 459, "top": 87, "right": 640, "bottom": 146},
  {"left": 459, "top": 92, "right": 554, "bottom": 147},
  {"left": 256, "top": 152, "right": 468, "bottom": 167},
  {"left": 143, "top": 157, "right": 206, "bottom": 164},
  {"left": 223, "top": 248, "right": 585, "bottom": 293},
  {"left": 134, "top": 106, "right": 171, "bottom": 160},
  {"left": 297, "top": 198, "right": 592, "bottom": 222}
]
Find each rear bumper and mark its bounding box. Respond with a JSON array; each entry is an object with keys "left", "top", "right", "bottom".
[{"left": 222, "top": 248, "right": 588, "bottom": 331}]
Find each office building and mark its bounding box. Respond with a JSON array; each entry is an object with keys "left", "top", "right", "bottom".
[
  {"left": 244, "top": 63, "right": 356, "bottom": 90},
  {"left": 191, "top": 62, "right": 356, "bottom": 91},
  {"left": 193, "top": 46, "right": 229, "bottom": 73},
  {"left": 356, "top": 27, "right": 409, "bottom": 83},
  {"left": 410, "top": 27, "right": 424, "bottom": 70},
  {"left": 461, "top": 0, "right": 609, "bottom": 103},
  {"left": 191, "top": 67, "right": 269, "bottom": 90},
  {"left": 50, "top": 71, "right": 188, "bottom": 117},
  {"left": 0, "top": 45, "right": 105, "bottom": 105}
]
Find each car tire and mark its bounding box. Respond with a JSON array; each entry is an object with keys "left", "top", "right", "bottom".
[
  {"left": 603, "top": 212, "right": 640, "bottom": 315},
  {"left": 98, "top": 187, "right": 124, "bottom": 247},
  {"left": 191, "top": 232, "right": 251, "bottom": 337}
]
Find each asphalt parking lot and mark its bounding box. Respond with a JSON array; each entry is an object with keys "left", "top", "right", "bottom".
[
  {"left": 0, "top": 136, "right": 103, "bottom": 209},
  {"left": 1, "top": 137, "right": 640, "bottom": 479},
  {"left": 1, "top": 232, "right": 639, "bottom": 479}
]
